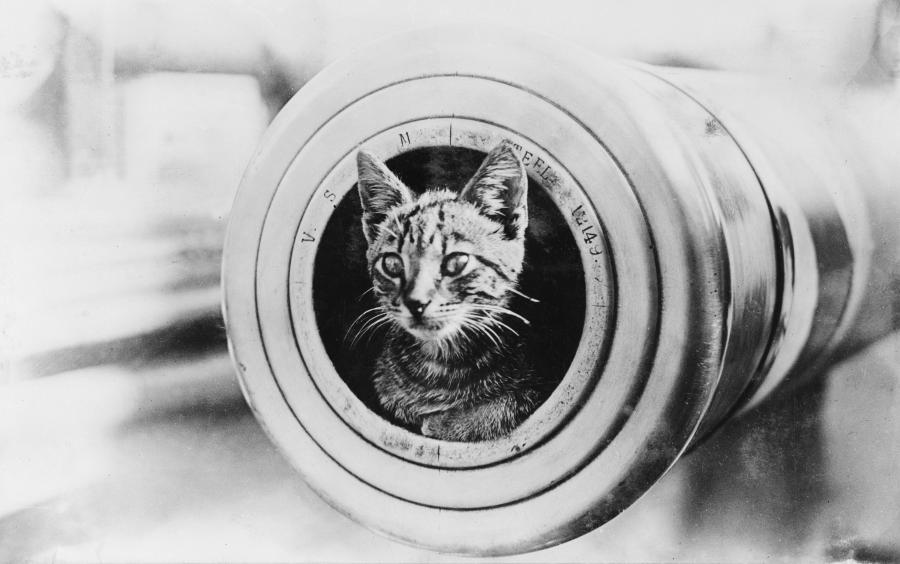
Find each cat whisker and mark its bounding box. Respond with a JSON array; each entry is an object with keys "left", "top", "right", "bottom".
[
  {"left": 481, "top": 327, "right": 504, "bottom": 350},
  {"left": 481, "top": 314, "right": 521, "bottom": 338},
  {"left": 357, "top": 315, "right": 395, "bottom": 348},
  {"left": 346, "top": 305, "right": 395, "bottom": 347},
  {"left": 349, "top": 312, "right": 392, "bottom": 349},
  {"left": 509, "top": 287, "right": 540, "bottom": 303},
  {"left": 345, "top": 305, "right": 387, "bottom": 341},
  {"left": 350, "top": 304, "right": 386, "bottom": 320},
  {"left": 470, "top": 304, "right": 531, "bottom": 326},
  {"left": 459, "top": 322, "right": 489, "bottom": 350},
  {"left": 358, "top": 312, "right": 392, "bottom": 337},
  {"left": 428, "top": 310, "right": 462, "bottom": 320},
  {"left": 478, "top": 318, "right": 509, "bottom": 345},
  {"left": 355, "top": 287, "right": 376, "bottom": 302},
  {"left": 455, "top": 323, "right": 475, "bottom": 348},
  {"left": 461, "top": 314, "right": 503, "bottom": 349}
]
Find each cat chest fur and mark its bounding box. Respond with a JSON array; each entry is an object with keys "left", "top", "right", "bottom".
[{"left": 373, "top": 332, "right": 534, "bottom": 427}]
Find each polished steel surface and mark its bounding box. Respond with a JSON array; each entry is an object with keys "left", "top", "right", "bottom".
[{"left": 222, "top": 26, "right": 900, "bottom": 555}]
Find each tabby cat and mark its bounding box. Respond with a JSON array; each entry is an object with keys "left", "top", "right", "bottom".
[{"left": 355, "top": 141, "right": 538, "bottom": 442}]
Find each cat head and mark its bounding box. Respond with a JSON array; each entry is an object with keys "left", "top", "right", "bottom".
[{"left": 356, "top": 142, "right": 528, "bottom": 343}]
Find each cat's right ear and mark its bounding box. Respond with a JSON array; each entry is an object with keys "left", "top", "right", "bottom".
[
  {"left": 459, "top": 141, "right": 528, "bottom": 240},
  {"left": 357, "top": 150, "right": 413, "bottom": 244}
]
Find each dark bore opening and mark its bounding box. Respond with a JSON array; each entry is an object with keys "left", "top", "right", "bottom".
[{"left": 311, "top": 146, "right": 586, "bottom": 434}]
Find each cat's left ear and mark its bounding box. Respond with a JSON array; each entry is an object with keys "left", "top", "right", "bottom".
[
  {"left": 459, "top": 141, "right": 528, "bottom": 239},
  {"left": 357, "top": 150, "right": 414, "bottom": 244}
]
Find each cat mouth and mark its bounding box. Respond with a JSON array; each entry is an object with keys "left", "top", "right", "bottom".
[{"left": 400, "top": 317, "right": 459, "bottom": 341}]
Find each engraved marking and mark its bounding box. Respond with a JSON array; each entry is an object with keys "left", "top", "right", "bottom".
[
  {"left": 399, "top": 131, "right": 411, "bottom": 147},
  {"left": 572, "top": 204, "right": 588, "bottom": 227},
  {"left": 503, "top": 140, "right": 559, "bottom": 186},
  {"left": 572, "top": 204, "right": 603, "bottom": 250}
]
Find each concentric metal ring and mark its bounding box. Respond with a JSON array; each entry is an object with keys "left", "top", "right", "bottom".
[{"left": 223, "top": 26, "right": 779, "bottom": 554}]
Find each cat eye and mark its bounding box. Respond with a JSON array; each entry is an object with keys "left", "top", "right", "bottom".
[
  {"left": 441, "top": 252, "right": 470, "bottom": 277},
  {"left": 381, "top": 253, "right": 404, "bottom": 277}
]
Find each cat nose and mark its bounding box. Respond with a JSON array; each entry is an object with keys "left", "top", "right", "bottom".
[{"left": 404, "top": 298, "right": 430, "bottom": 318}]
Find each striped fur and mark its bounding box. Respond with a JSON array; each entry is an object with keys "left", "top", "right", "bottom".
[{"left": 355, "top": 142, "right": 537, "bottom": 441}]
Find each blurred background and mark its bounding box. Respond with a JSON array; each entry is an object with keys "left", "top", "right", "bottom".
[{"left": 1, "top": 0, "right": 898, "bottom": 561}]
